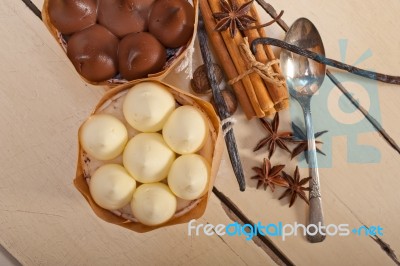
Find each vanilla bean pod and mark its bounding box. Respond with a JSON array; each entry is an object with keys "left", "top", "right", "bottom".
[
  {"left": 254, "top": 0, "right": 400, "bottom": 85},
  {"left": 198, "top": 13, "right": 246, "bottom": 191},
  {"left": 246, "top": 10, "right": 284, "bottom": 30},
  {"left": 254, "top": 0, "right": 289, "bottom": 31},
  {"left": 251, "top": 37, "right": 400, "bottom": 84}
]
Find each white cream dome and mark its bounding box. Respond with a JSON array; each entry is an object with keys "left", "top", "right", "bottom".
[
  {"left": 168, "top": 154, "right": 210, "bottom": 200},
  {"left": 79, "top": 114, "right": 128, "bottom": 161},
  {"left": 89, "top": 164, "right": 136, "bottom": 210},
  {"left": 123, "top": 133, "right": 175, "bottom": 183},
  {"left": 162, "top": 106, "right": 208, "bottom": 154},
  {"left": 123, "top": 82, "right": 176, "bottom": 132},
  {"left": 131, "top": 183, "right": 177, "bottom": 226}
]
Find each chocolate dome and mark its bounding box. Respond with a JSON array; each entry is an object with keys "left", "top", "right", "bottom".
[
  {"left": 67, "top": 24, "right": 119, "bottom": 82},
  {"left": 48, "top": 0, "right": 98, "bottom": 35},
  {"left": 98, "top": 0, "right": 155, "bottom": 38},
  {"left": 148, "top": 0, "right": 195, "bottom": 48},
  {"left": 118, "top": 32, "right": 166, "bottom": 80}
]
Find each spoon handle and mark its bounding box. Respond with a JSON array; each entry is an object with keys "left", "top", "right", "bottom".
[{"left": 302, "top": 102, "right": 326, "bottom": 243}]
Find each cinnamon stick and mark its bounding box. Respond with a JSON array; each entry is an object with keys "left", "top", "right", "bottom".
[
  {"left": 199, "top": 0, "right": 257, "bottom": 119},
  {"left": 208, "top": 0, "right": 265, "bottom": 117},
  {"left": 231, "top": 31, "right": 275, "bottom": 116},
  {"left": 250, "top": 6, "right": 289, "bottom": 110},
  {"left": 236, "top": 0, "right": 275, "bottom": 116}
]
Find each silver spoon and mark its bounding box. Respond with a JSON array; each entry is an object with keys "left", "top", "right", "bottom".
[{"left": 280, "top": 17, "right": 326, "bottom": 243}]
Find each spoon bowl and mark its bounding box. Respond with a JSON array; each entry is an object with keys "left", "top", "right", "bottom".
[
  {"left": 281, "top": 18, "right": 326, "bottom": 97},
  {"left": 280, "top": 18, "right": 326, "bottom": 243}
]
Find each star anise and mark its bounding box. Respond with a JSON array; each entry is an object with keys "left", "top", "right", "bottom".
[
  {"left": 290, "top": 122, "right": 328, "bottom": 163},
  {"left": 278, "top": 166, "right": 311, "bottom": 207},
  {"left": 251, "top": 158, "right": 287, "bottom": 191},
  {"left": 254, "top": 112, "right": 293, "bottom": 158},
  {"left": 213, "top": 0, "right": 257, "bottom": 38}
]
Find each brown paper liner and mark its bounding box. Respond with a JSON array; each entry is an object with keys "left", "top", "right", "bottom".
[
  {"left": 74, "top": 80, "right": 223, "bottom": 233},
  {"left": 41, "top": 0, "right": 199, "bottom": 88}
]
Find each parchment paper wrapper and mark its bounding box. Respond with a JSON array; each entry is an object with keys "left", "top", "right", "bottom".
[
  {"left": 42, "top": 0, "right": 199, "bottom": 87},
  {"left": 74, "top": 80, "right": 223, "bottom": 232}
]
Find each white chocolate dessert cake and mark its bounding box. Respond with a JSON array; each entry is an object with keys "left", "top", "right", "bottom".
[{"left": 77, "top": 81, "right": 218, "bottom": 227}]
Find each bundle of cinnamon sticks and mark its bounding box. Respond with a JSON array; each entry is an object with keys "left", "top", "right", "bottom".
[{"left": 200, "top": 0, "right": 289, "bottom": 119}]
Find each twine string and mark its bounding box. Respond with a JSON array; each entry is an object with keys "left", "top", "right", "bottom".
[
  {"left": 229, "top": 37, "right": 285, "bottom": 86},
  {"left": 221, "top": 117, "right": 237, "bottom": 137},
  {"left": 176, "top": 44, "right": 195, "bottom": 79}
]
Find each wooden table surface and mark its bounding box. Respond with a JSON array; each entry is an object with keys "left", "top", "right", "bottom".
[{"left": 1, "top": 0, "right": 399, "bottom": 265}]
